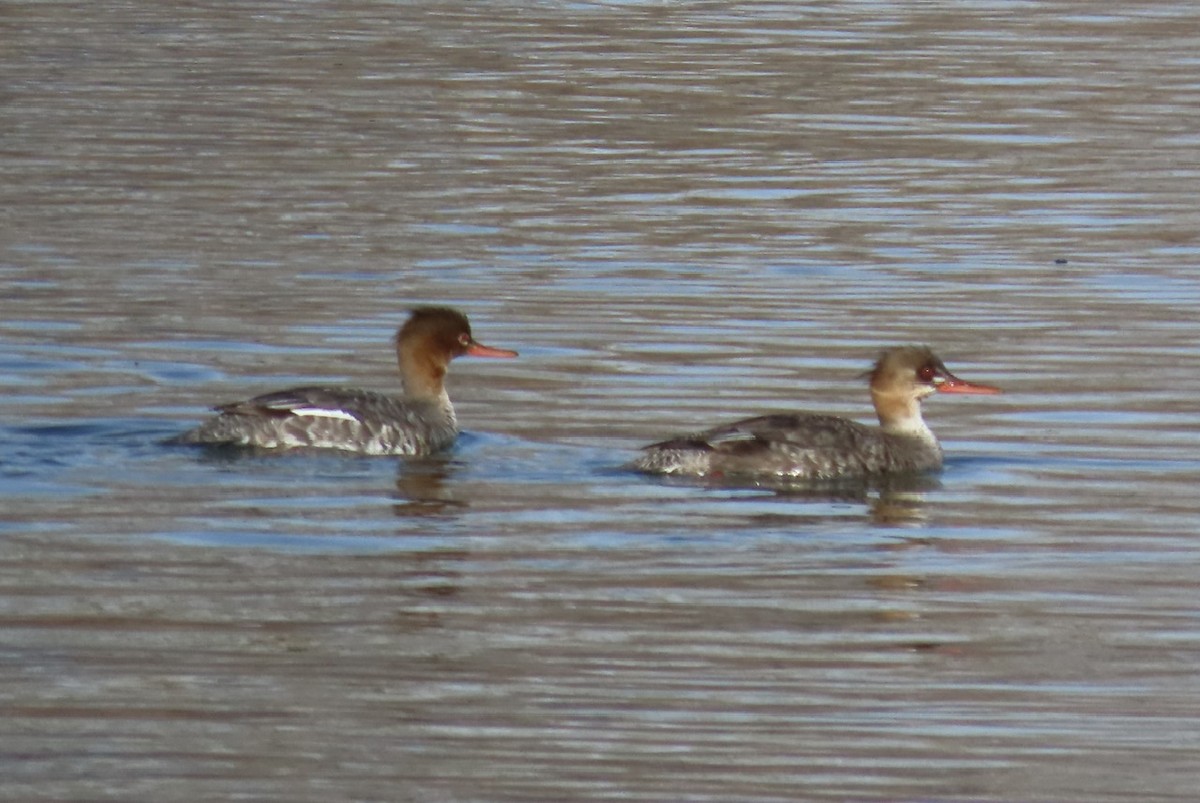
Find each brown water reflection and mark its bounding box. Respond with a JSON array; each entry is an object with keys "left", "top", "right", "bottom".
[
  {"left": 392, "top": 458, "right": 468, "bottom": 518},
  {"left": 4, "top": 1, "right": 1200, "bottom": 801},
  {"left": 644, "top": 471, "right": 944, "bottom": 527}
]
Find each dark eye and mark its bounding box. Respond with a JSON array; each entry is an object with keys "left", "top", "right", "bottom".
[{"left": 917, "top": 364, "right": 937, "bottom": 382}]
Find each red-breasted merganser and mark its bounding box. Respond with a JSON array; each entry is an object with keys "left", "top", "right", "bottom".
[
  {"left": 171, "top": 307, "right": 517, "bottom": 455},
  {"left": 630, "top": 346, "right": 1000, "bottom": 481}
]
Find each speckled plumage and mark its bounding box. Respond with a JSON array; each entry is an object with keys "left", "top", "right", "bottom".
[
  {"left": 630, "top": 346, "right": 998, "bottom": 482},
  {"left": 172, "top": 386, "right": 457, "bottom": 456},
  {"left": 170, "top": 307, "right": 516, "bottom": 456},
  {"left": 631, "top": 413, "right": 942, "bottom": 480}
]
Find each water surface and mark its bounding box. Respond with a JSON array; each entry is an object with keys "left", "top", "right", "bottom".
[{"left": 3, "top": 2, "right": 1200, "bottom": 801}]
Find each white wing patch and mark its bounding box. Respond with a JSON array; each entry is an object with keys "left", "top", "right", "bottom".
[
  {"left": 282, "top": 407, "right": 360, "bottom": 422},
  {"left": 705, "top": 429, "right": 761, "bottom": 445}
]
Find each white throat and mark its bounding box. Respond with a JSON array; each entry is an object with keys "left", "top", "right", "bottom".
[{"left": 882, "top": 406, "right": 934, "bottom": 441}]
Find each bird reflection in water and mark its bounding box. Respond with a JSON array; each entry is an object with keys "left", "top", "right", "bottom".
[
  {"left": 863, "top": 473, "right": 942, "bottom": 525},
  {"left": 391, "top": 456, "right": 467, "bottom": 518},
  {"left": 657, "top": 470, "right": 941, "bottom": 527}
]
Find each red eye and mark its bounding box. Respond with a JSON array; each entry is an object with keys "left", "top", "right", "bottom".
[
  {"left": 918, "top": 364, "right": 937, "bottom": 382},
  {"left": 458, "top": 333, "right": 471, "bottom": 347}
]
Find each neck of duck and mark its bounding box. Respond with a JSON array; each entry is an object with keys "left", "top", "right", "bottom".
[
  {"left": 398, "top": 346, "right": 454, "bottom": 420},
  {"left": 871, "top": 388, "right": 935, "bottom": 444}
]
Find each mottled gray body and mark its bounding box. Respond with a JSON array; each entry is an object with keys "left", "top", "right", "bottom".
[
  {"left": 170, "top": 386, "right": 457, "bottom": 456},
  {"left": 630, "top": 413, "right": 942, "bottom": 480}
]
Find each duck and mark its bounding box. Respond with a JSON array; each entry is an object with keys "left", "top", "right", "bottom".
[
  {"left": 170, "top": 306, "right": 517, "bottom": 455},
  {"left": 630, "top": 346, "right": 999, "bottom": 481}
]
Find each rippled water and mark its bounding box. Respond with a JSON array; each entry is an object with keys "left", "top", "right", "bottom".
[{"left": 4, "top": 2, "right": 1200, "bottom": 801}]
